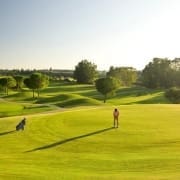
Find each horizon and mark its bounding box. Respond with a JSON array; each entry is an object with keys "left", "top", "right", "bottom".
[
  {"left": 1, "top": 0, "right": 180, "bottom": 70},
  {"left": 0, "top": 57, "right": 179, "bottom": 71}
]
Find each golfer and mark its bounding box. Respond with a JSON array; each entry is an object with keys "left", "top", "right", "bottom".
[{"left": 113, "top": 108, "right": 119, "bottom": 128}]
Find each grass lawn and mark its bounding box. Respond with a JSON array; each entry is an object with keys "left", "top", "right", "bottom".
[
  {"left": 0, "top": 101, "right": 56, "bottom": 118},
  {"left": 1, "top": 83, "right": 170, "bottom": 108},
  {"left": 0, "top": 105, "right": 180, "bottom": 179}
]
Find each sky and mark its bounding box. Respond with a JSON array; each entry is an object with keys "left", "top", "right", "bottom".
[{"left": 1, "top": 0, "right": 180, "bottom": 70}]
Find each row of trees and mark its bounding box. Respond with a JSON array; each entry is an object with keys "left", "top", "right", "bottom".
[
  {"left": 141, "top": 58, "right": 180, "bottom": 88},
  {"left": 73, "top": 58, "right": 180, "bottom": 102},
  {"left": 0, "top": 73, "right": 49, "bottom": 97},
  {"left": 1, "top": 58, "right": 179, "bottom": 103},
  {"left": 106, "top": 66, "right": 137, "bottom": 86},
  {"left": 74, "top": 58, "right": 180, "bottom": 89},
  {"left": 74, "top": 60, "right": 138, "bottom": 86},
  {"left": 73, "top": 60, "right": 138, "bottom": 102}
]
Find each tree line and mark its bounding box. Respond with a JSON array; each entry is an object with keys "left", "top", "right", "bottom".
[
  {"left": 0, "top": 58, "right": 179, "bottom": 103},
  {"left": 73, "top": 58, "right": 180, "bottom": 103},
  {"left": 0, "top": 73, "right": 49, "bottom": 98},
  {"left": 141, "top": 58, "right": 180, "bottom": 88}
]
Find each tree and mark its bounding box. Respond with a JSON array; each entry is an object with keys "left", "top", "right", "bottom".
[
  {"left": 13, "top": 75, "right": 24, "bottom": 91},
  {"left": 0, "top": 76, "right": 16, "bottom": 95},
  {"left": 0, "top": 78, "right": 8, "bottom": 94},
  {"left": 24, "top": 77, "right": 36, "bottom": 98},
  {"left": 74, "top": 60, "right": 98, "bottom": 84},
  {"left": 95, "top": 77, "right": 120, "bottom": 103},
  {"left": 141, "top": 58, "right": 175, "bottom": 88},
  {"left": 24, "top": 73, "right": 49, "bottom": 98},
  {"left": 170, "top": 58, "right": 180, "bottom": 87},
  {"left": 165, "top": 87, "right": 180, "bottom": 103},
  {"left": 107, "top": 66, "right": 137, "bottom": 86}
]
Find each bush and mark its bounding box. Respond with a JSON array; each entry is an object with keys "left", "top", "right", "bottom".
[{"left": 165, "top": 87, "right": 180, "bottom": 103}]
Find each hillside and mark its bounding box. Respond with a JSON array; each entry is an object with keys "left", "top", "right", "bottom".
[{"left": 0, "top": 83, "right": 170, "bottom": 118}]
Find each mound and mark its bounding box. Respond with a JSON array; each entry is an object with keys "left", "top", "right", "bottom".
[
  {"left": 4, "top": 90, "right": 35, "bottom": 101},
  {"left": 37, "top": 93, "right": 102, "bottom": 107}
]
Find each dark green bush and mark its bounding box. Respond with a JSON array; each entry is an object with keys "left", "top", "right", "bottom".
[{"left": 165, "top": 87, "right": 180, "bottom": 103}]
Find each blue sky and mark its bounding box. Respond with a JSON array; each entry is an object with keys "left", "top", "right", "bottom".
[{"left": 1, "top": 0, "right": 180, "bottom": 70}]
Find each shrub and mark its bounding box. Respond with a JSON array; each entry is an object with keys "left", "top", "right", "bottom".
[{"left": 165, "top": 87, "right": 180, "bottom": 103}]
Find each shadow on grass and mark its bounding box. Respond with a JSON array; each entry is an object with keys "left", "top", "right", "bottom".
[
  {"left": 0, "top": 130, "right": 16, "bottom": 136},
  {"left": 26, "top": 127, "right": 114, "bottom": 152}
]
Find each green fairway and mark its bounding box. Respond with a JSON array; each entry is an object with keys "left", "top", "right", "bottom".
[
  {"left": 0, "top": 100, "right": 56, "bottom": 118},
  {"left": 0, "top": 105, "right": 180, "bottom": 179},
  {"left": 3, "top": 83, "right": 170, "bottom": 107}
]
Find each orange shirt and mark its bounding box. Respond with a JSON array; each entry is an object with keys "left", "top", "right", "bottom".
[{"left": 113, "top": 110, "right": 119, "bottom": 117}]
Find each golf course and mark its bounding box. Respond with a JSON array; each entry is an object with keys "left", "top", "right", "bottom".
[
  {"left": 2, "top": 0, "right": 180, "bottom": 179},
  {"left": 0, "top": 83, "right": 180, "bottom": 179}
]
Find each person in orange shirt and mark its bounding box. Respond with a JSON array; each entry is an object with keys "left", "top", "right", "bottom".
[{"left": 113, "top": 108, "right": 119, "bottom": 128}]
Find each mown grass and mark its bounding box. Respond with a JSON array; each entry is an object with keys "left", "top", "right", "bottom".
[
  {"left": 0, "top": 101, "right": 55, "bottom": 118},
  {"left": 39, "top": 84, "right": 171, "bottom": 105},
  {"left": 0, "top": 83, "right": 177, "bottom": 179},
  {"left": 0, "top": 105, "right": 180, "bottom": 179},
  {"left": 0, "top": 82, "right": 171, "bottom": 118},
  {"left": 2, "top": 82, "right": 170, "bottom": 107},
  {"left": 37, "top": 93, "right": 102, "bottom": 107}
]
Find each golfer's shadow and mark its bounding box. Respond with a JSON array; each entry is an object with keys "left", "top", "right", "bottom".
[
  {"left": 0, "top": 130, "right": 16, "bottom": 136},
  {"left": 26, "top": 127, "right": 114, "bottom": 152}
]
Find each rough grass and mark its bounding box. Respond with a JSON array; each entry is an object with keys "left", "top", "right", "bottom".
[{"left": 0, "top": 105, "right": 180, "bottom": 179}]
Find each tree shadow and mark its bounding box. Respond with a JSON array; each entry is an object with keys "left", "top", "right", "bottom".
[
  {"left": 0, "top": 130, "right": 16, "bottom": 136},
  {"left": 26, "top": 127, "right": 114, "bottom": 152}
]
